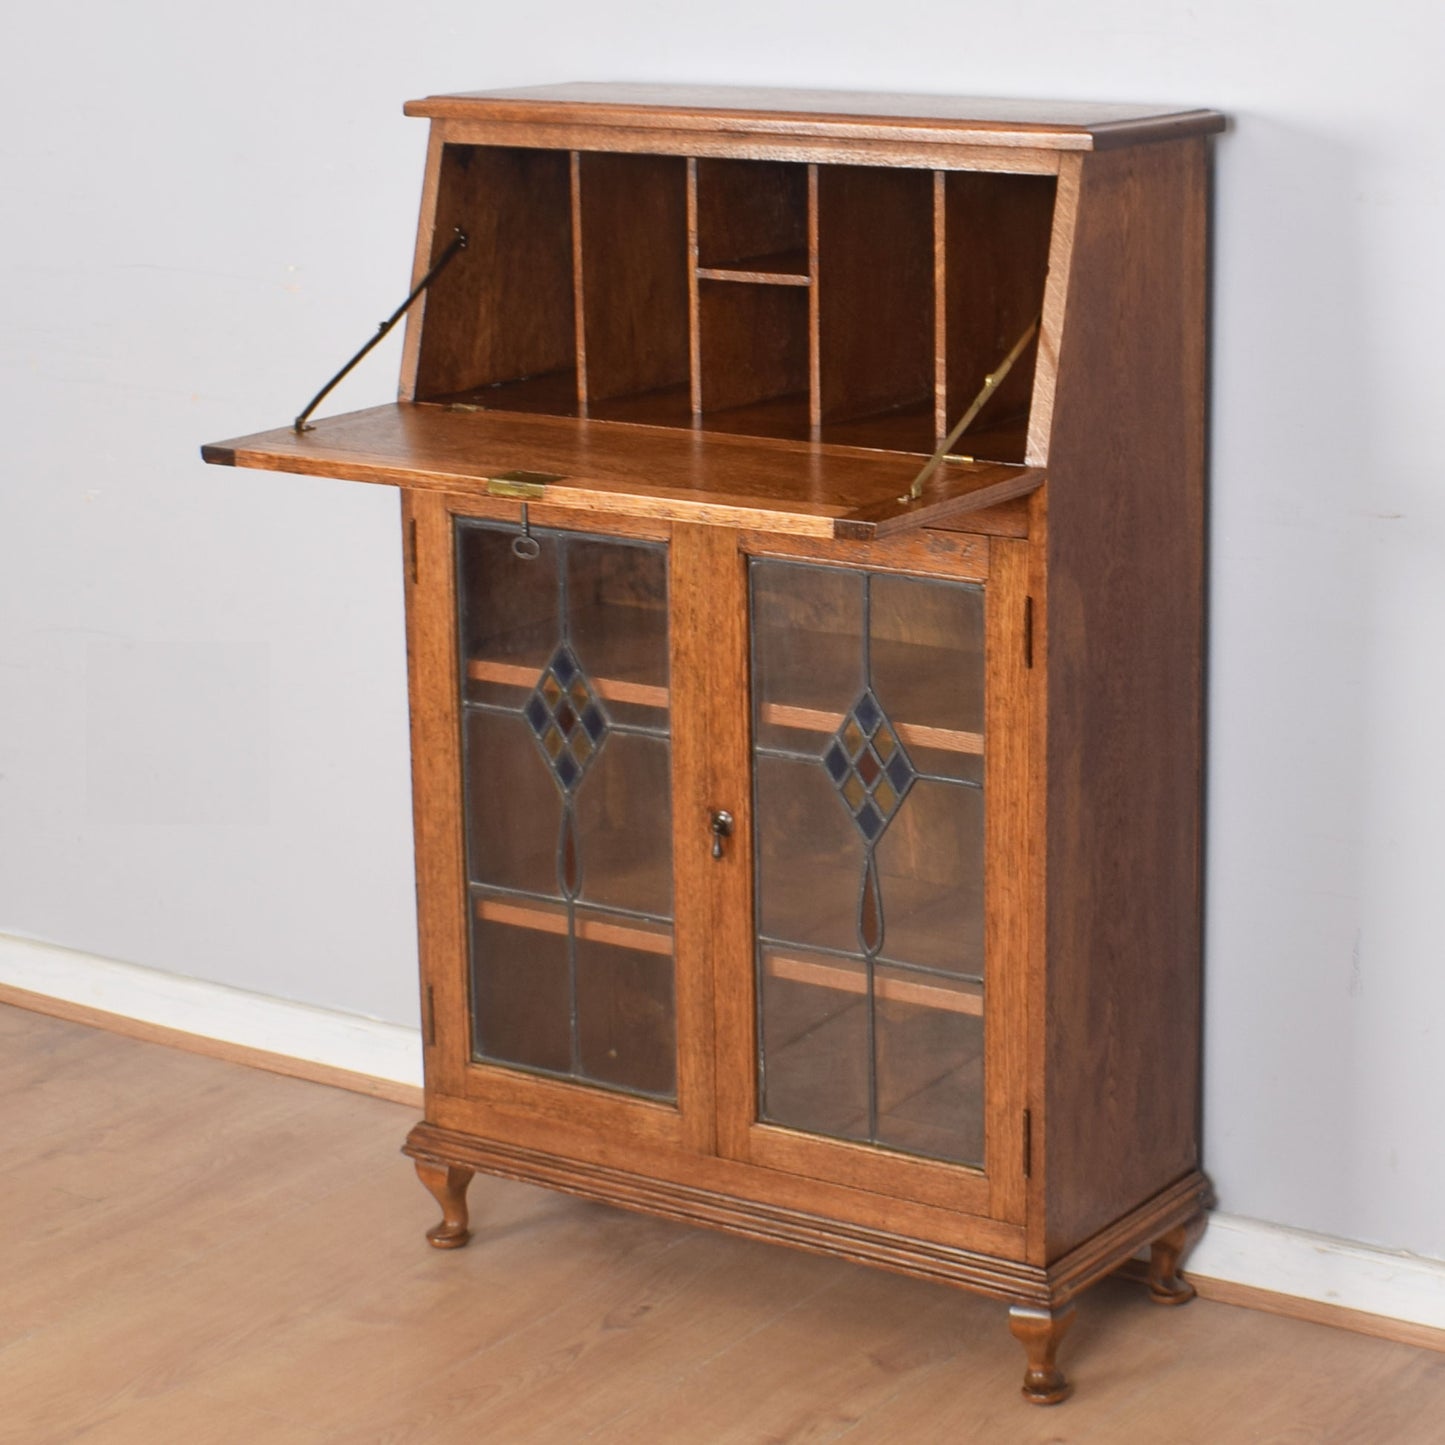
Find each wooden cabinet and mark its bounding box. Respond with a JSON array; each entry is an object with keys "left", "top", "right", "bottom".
[{"left": 203, "top": 83, "right": 1224, "bottom": 1404}]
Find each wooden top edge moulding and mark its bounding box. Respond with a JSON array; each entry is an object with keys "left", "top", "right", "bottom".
[{"left": 403, "top": 82, "right": 1226, "bottom": 150}]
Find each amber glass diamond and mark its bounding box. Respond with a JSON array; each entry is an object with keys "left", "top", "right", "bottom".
[
  {"left": 825, "top": 689, "right": 915, "bottom": 840},
  {"left": 526, "top": 644, "right": 609, "bottom": 791}
]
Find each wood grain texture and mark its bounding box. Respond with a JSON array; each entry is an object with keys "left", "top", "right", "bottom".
[
  {"left": 402, "top": 490, "right": 471, "bottom": 1101},
  {"left": 696, "top": 278, "right": 809, "bottom": 416},
  {"left": 737, "top": 524, "right": 991, "bottom": 579},
  {"left": 412, "top": 144, "right": 575, "bottom": 402},
  {"left": 1039, "top": 138, "right": 1210, "bottom": 1261},
  {"left": 200, "top": 89, "right": 1223, "bottom": 1405},
  {"left": 425, "top": 1088, "right": 1025, "bottom": 1260},
  {"left": 817, "top": 164, "right": 935, "bottom": 426},
  {"left": 576, "top": 152, "right": 690, "bottom": 404},
  {"left": 1024, "top": 154, "right": 1082, "bottom": 465},
  {"left": 203, "top": 403, "right": 1034, "bottom": 538},
  {"left": 983, "top": 538, "right": 1035, "bottom": 1227},
  {"left": 668, "top": 522, "right": 739, "bottom": 1156},
  {"left": 832, "top": 464, "right": 1044, "bottom": 539},
  {"left": 1145, "top": 1209, "right": 1207, "bottom": 1303},
  {"left": 10, "top": 1006, "right": 1445, "bottom": 1443},
  {"left": 397, "top": 123, "right": 446, "bottom": 403},
  {"left": 414, "top": 1159, "right": 473, "bottom": 1248},
  {"left": 427, "top": 115, "right": 1071, "bottom": 176},
  {"left": 1020, "top": 488, "right": 1052, "bottom": 1265},
  {"left": 685, "top": 157, "right": 702, "bottom": 416},
  {"left": 943, "top": 171, "right": 1057, "bottom": 463},
  {"left": 1009, "top": 1302, "right": 1075, "bottom": 1403},
  {"left": 405, "top": 84, "right": 1226, "bottom": 151},
  {"left": 409, "top": 1120, "right": 1024, "bottom": 1297},
  {"left": 694, "top": 157, "right": 808, "bottom": 270}
]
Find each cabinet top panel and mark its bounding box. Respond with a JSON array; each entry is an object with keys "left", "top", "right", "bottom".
[{"left": 403, "top": 83, "right": 1225, "bottom": 151}]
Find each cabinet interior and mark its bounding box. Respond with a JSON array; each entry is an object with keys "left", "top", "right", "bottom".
[{"left": 413, "top": 145, "right": 1057, "bottom": 462}]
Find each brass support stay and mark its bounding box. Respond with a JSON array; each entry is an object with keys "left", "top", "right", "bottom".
[{"left": 898, "top": 316, "right": 1041, "bottom": 504}]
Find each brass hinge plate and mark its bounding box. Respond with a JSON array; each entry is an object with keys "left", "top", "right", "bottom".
[{"left": 485, "top": 470, "right": 563, "bottom": 499}]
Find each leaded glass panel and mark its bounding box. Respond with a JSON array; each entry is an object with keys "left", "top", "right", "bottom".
[
  {"left": 751, "top": 559, "right": 986, "bottom": 1165},
  {"left": 458, "top": 519, "right": 675, "bottom": 1102}
]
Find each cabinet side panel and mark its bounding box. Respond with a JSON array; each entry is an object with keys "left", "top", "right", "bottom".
[
  {"left": 413, "top": 145, "right": 576, "bottom": 401},
  {"left": 1041, "top": 139, "right": 1208, "bottom": 1259}
]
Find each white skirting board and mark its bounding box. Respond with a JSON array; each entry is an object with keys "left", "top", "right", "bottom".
[
  {"left": 0, "top": 931, "right": 422, "bottom": 1088},
  {"left": 3, "top": 931, "right": 1444, "bottom": 1335}
]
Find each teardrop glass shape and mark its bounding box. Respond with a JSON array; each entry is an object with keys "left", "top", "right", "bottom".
[
  {"left": 559, "top": 807, "right": 580, "bottom": 899},
  {"left": 858, "top": 855, "right": 883, "bottom": 956}
]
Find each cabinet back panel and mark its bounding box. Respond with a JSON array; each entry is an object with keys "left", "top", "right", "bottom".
[
  {"left": 577, "top": 153, "right": 690, "bottom": 405},
  {"left": 943, "top": 172, "right": 1056, "bottom": 463},
  {"left": 817, "top": 166, "right": 935, "bottom": 426},
  {"left": 695, "top": 158, "right": 809, "bottom": 271},
  {"left": 697, "top": 281, "right": 809, "bottom": 418},
  {"left": 414, "top": 146, "right": 576, "bottom": 401}
]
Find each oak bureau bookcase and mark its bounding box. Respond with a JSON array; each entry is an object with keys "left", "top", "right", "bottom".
[{"left": 203, "top": 83, "right": 1224, "bottom": 1404}]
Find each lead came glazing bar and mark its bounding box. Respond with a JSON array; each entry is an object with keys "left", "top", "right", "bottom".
[
  {"left": 457, "top": 518, "right": 677, "bottom": 1101},
  {"left": 750, "top": 557, "right": 986, "bottom": 1164}
]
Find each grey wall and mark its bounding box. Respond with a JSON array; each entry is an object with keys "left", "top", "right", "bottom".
[{"left": 3, "top": 3, "right": 1443, "bottom": 1258}]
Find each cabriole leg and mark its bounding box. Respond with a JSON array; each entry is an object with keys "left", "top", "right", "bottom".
[
  {"left": 415, "top": 1159, "right": 474, "bottom": 1249},
  {"left": 1147, "top": 1210, "right": 1207, "bottom": 1304},
  {"left": 1008, "top": 1302, "right": 1076, "bottom": 1405}
]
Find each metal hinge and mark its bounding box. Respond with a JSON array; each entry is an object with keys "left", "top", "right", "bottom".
[
  {"left": 485, "top": 470, "right": 563, "bottom": 499},
  {"left": 1023, "top": 1108, "right": 1033, "bottom": 1178},
  {"left": 408, "top": 516, "right": 419, "bottom": 585},
  {"left": 426, "top": 985, "right": 437, "bottom": 1047},
  {"left": 1024, "top": 597, "right": 1034, "bottom": 669}
]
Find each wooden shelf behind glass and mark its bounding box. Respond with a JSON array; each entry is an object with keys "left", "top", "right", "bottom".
[
  {"left": 474, "top": 896, "right": 672, "bottom": 954},
  {"left": 474, "top": 894, "right": 979, "bottom": 1016},
  {"left": 765, "top": 953, "right": 982, "bottom": 1016},
  {"left": 465, "top": 656, "right": 983, "bottom": 754}
]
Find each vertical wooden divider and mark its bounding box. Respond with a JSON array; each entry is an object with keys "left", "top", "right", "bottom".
[
  {"left": 687, "top": 158, "right": 703, "bottom": 419},
  {"left": 806, "top": 164, "right": 821, "bottom": 433},
  {"left": 932, "top": 170, "right": 948, "bottom": 443},
  {"left": 670, "top": 523, "right": 754, "bottom": 1159},
  {"left": 569, "top": 150, "right": 589, "bottom": 414}
]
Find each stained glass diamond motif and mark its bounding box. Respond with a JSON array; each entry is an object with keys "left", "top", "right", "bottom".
[
  {"left": 825, "top": 689, "right": 915, "bottom": 840},
  {"left": 526, "top": 644, "right": 609, "bottom": 791}
]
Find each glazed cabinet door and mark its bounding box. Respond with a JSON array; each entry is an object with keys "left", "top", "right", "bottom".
[
  {"left": 406, "top": 493, "right": 712, "bottom": 1157},
  {"left": 711, "top": 530, "right": 1033, "bottom": 1225}
]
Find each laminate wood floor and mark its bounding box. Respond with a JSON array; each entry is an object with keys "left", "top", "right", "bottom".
[{"left": 4, "top": 1001, "right": 1444, "bottom": 1444}]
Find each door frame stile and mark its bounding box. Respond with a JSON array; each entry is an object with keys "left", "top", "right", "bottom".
[
  {"left": 402, "top": 487, "right": 472, "bottom": 1101},
  {"left": 983, "top": 533, "right": 1036, "bottom": 1226}
]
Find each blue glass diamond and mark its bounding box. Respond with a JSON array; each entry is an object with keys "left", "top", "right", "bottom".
[
  {"left": 551, "top": 648, "right": 577, "bottom": 685},
  {"left": 856, "top": 801, "right": 884, "bottom": 840},
  {"left": 581, "top": 703, "right": 606, "bottom": 741},
  {"left": 853, "top": 692, "right": 880, "bottom": 733},
  {"left": 824, "top": 742, "right": 849, "bottom": 782},
  {"left": 524, "top": 695, "right": 549, "bottom": 733},
  {"left": 554, "top": 752, "right": 579, "bottom": 789},
  {"left": 885, "top": 752, "right": 913, "bottom": 791}
]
